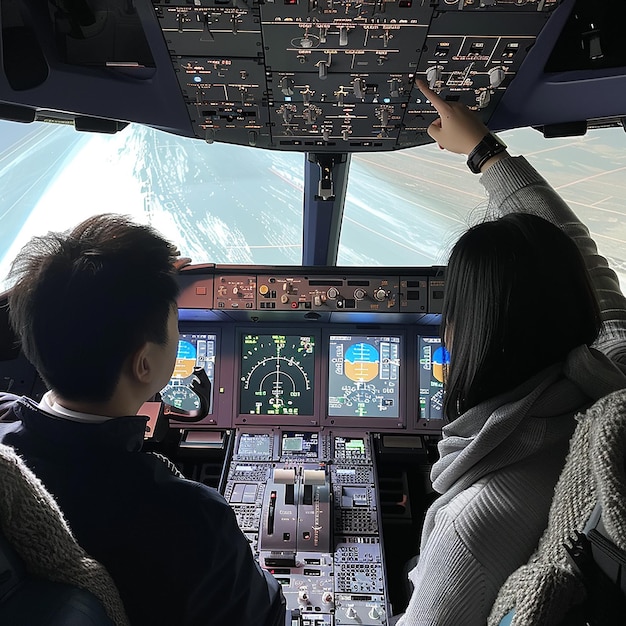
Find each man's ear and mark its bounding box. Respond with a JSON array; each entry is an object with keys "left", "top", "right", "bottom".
[{"left": 129, "top": 342, "right": 154, "bottom": 385}]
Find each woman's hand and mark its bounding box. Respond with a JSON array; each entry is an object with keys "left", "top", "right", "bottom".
[{"left": 415, "top": 80, "right": 491, "bottom": 155}]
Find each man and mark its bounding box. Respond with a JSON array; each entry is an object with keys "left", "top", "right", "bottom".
[{"left": 0, "top": 215, "right": 285, "bottom": 626}]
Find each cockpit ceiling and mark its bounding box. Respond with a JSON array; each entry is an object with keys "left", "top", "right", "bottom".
[{"left": 2, "top": 0, "right": 626, "bottom": 152}]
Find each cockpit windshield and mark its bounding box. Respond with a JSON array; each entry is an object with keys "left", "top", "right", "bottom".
[{"left": 2, "top": 119, "right": 626, "bottom": 292}]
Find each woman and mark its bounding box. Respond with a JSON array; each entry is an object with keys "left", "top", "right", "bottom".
[{"left": 395, "top": 82, "right": 626, "bottom": 625}]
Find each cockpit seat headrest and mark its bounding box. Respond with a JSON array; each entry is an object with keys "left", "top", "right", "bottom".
[
  {"left": 0, "top": 443, "right": 129, "bottom": 625},
  {"left": 0, "top": 528, "right": 115, "bottom": 625}
]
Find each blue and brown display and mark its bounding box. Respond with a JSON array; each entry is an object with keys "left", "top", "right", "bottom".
[
  {"left": 328, "top": 335, "right": 401, "bottom": 418},
  {"left": 161, "top": 333, "right": 217, "bottom": 419},
  {"left": 418, "top": 336, "right": 449, "bottom": 420},
  {"left": 240, "top": 334, "right": 315, "bottom": 415}
]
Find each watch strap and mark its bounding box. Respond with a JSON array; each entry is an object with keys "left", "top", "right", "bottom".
[{"left": 466, "top": 133, "right": 508, "bottom": 174}]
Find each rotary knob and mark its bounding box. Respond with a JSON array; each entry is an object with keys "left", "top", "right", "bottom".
[
  {"left": 374, "top": 288, "right": 388, "bottom": 301},
  {"left": 280, "top": 77, "right": 294, "bottom": 96},
  {"left": 425, "top": 65, "right": 443, "bottom": 89},
  {"left": 477, "top": 90, "right": 491, "bottom": 109},
  {"left": 345, "top": 606, "right": 358, "bottom": 620},
  {"left": 369, "top": 605, "right": 383, "bottom": 620},
  {"left": 298, "top": 587, "right": 309, "bottom": 605},
  {"left": 489, "top": 66, "right": 506, "bottom": 88}
]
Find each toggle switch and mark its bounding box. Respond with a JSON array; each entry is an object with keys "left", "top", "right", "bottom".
[{"left": 339, "top": 26, "right": 348, "bottom": 46}]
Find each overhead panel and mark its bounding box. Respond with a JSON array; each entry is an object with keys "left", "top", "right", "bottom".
[{"left": 152, "top": 0, "right": 562, "bottom": 151}]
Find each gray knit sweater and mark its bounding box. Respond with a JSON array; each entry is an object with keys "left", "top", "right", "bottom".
[{"left": 396, "top": 156, "right": 626, "bottom": 626}]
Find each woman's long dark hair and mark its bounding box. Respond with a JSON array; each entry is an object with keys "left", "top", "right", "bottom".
[{"left": 441, "top": 213, "right": 601, "bottom": 421}]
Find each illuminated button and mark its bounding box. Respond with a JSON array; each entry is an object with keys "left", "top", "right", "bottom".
[{"left": 259, "top": 284, "right": 269, "bottom": 295}]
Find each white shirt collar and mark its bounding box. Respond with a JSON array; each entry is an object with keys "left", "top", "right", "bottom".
[{"left": 38, "top": 391, "right": 113, "bottom": 424}]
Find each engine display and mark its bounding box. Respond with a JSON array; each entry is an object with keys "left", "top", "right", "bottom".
[
  {"left": 240, "top": 334, "right": 316, "bottom": 415},
  {"left": 328, "top": 335, "right": 401, "bottom": 418}
]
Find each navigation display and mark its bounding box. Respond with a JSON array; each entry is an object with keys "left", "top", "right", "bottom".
[
  {"left": 328, "top": 335, "right": 401, "bottom": 418},
  {"left": 418, "top": 336, "right": 449, "bottom": 421},
  {"left": 161, "top": 333, "right": 217, "bottom": 418},
  {"left": 281, "top": 431, "right": 319, "bottom": 457},
  {"left": 240, "top": 334, "right": 315, "bottom": 415}
]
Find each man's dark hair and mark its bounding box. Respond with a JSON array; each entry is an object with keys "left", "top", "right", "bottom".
[
  {"left": 441, "top": 213, "right": 602, "bottom": 420},
  {"left": 7, "top": 214, "right": 180, "bottom": 403}
]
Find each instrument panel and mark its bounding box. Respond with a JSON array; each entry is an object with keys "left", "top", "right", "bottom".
[
  {"left": 156, "top": 0, "right": 562, "bottom": 150},
  {"left": 162, "top": 265, "right": 447, "bottom": 432},
  {"left": 0, "top": 0, "right": 571, "bottom": 152},
  {"left": 223, "top": 428, "right": 390, "bottom": 625}
]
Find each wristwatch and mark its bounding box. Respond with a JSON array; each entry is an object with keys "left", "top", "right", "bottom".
[{"left": 466, "top": 133, "right": 508, "bottom": 174}]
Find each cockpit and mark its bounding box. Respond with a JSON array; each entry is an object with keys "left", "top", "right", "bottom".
[{"left": 1, "top": 1, "right": 626, "bottom": 624}]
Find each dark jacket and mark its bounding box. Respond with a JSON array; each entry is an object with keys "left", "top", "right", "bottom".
[{"left": 0, "top": 394, "right": 285, "bottom": 626}]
